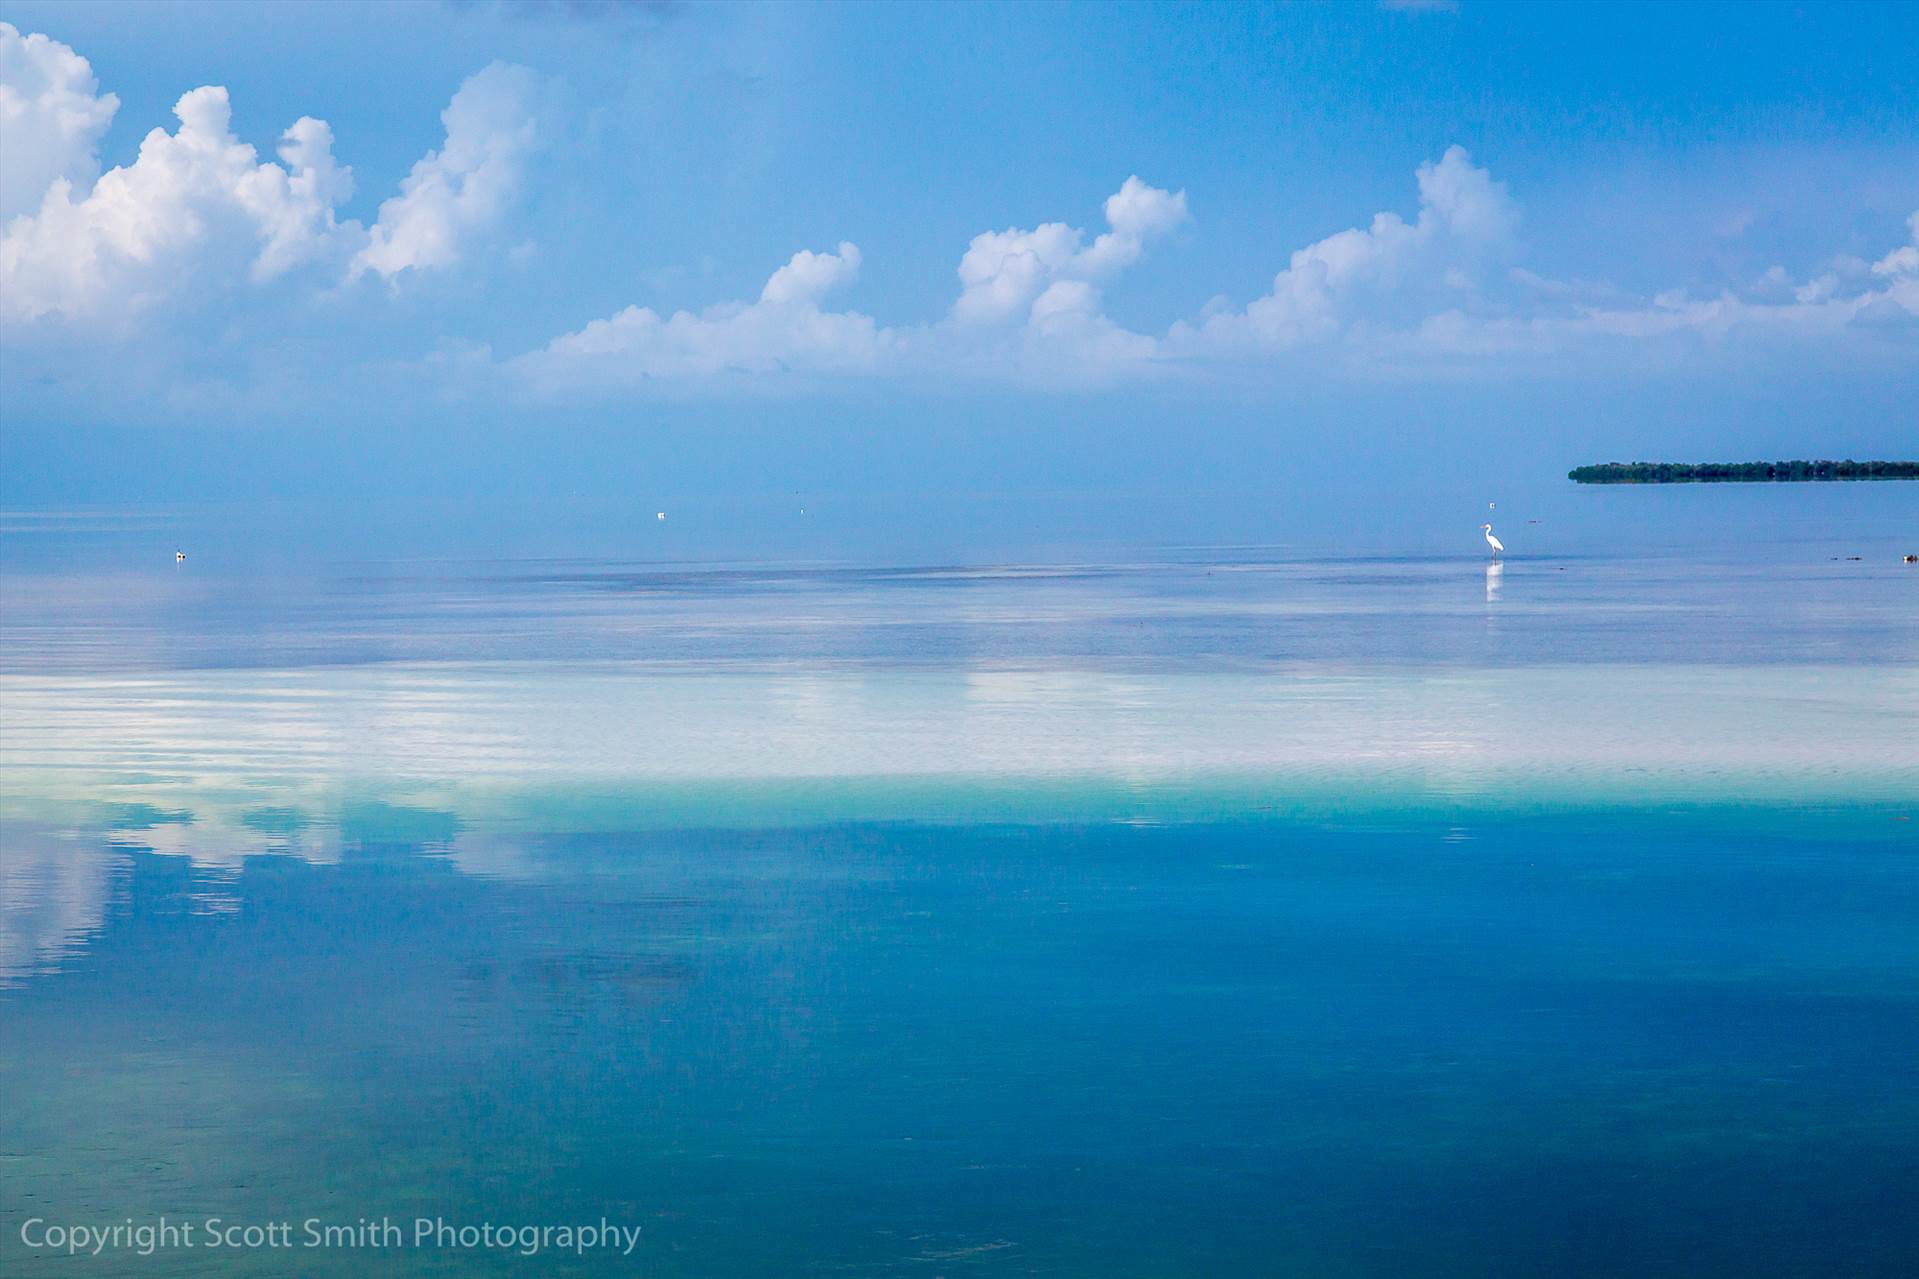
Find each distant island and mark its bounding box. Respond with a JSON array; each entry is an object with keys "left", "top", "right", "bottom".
[{"left": 1569, "top": 460, "right": 1919, "bottom": 484}]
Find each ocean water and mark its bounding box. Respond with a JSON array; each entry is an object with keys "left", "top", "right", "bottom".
[{"left": 1, "top": 505, "right": 1916, "bottom": 1276}]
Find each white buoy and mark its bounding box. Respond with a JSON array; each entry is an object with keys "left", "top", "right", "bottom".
[
  {"left": 656, "top": 512, "right": 665, "bottom": 521},
  {"left": 175, "top": 550, "right": 186, "bottom": 562}
]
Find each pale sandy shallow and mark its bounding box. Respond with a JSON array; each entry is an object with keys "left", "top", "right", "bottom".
[
  {"left": 7, "top": 652, "right": 1911, "bottom": 986},
  {"left": 2, "top": 658, "right": 1913, "bottom": 814}
]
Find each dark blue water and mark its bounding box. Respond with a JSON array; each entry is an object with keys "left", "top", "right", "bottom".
[{"left": 3, "top": 802, "right": 1916, "bottom": 1276}]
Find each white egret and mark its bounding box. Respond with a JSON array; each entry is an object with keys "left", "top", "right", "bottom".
[{"left": 1481, "top": 523, "right": 1505, "bottom": 560}]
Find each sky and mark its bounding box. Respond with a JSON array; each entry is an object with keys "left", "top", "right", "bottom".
[{"left": 1, "top": 0, "right": 1915, "bottom": 558}]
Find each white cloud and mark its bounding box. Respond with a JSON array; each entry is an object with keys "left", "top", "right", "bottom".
[
  {"left": 257, "top": 116, "right": 357, "bottom": 278},
  {"left": 1175, "top": 145, "right": 1516, "bottom": 352},
  {"left": 349, "top": 62, "right": 538, "bottom": 283},
  {"left": 0, "top": 84, "right": 354, "bottom": 323},
  {"left": 1870, "top": 211, "right": 1919, "bottom": 289},
  {"left": 952, "top": 175, "right": 1187, "bottom": 325},
  {"left": 1160, "top": 152, "right": 1917, "bottom": 370},
  {"left": 1390, "top": 209, "right": 1919, "bottom": 362},
  {"left": 1018, "top": 278, "right": 1159, "bottom": 371},
  {"left": 516, "top": 241, "right": 892, "bottom": 387},
  {"left": 759, "top": 240, "right": 861, "bottom": 305},
  {"left": 5, "top": 31, "right": 1907, "bottom": 394},
  {"left": 0, "top": 22, "right": 118, "bottom": 222},
  {"left": 1557, "top": 210, "right": 1915, "bottom": 345},
  {"left": 515, "top": 177, "right": 1186, "bottom": 393},
  {"left": 507, "top": 155, "right": 1919, "bottom": 396},
  {"left": 0, "top": 34, "right": 535, "bottom": 325},
  {"left": 1079, "top": 174, "right": 1191, "bottom": 272}
]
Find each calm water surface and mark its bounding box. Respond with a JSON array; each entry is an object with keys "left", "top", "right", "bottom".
[{"left": 1, "top": 527, "right": 1916, "bottom": 1276}]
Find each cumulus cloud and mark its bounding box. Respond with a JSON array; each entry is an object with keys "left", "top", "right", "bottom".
[
  {"left": 759, "top": 240, "right": 861, "bottom": 306},
  {"left": 1175, "top": 145, "right": 1516, "bottom": 352},
  {"left": 0, "top": 22, "right": 118, "bottom": 222},
  {"left": 1156, "top": 150, "right": 1918, "bottom": 371},
  {"left": 0, "top": 85, "right": 354, "bottom": 322},
  {"left": 515, "top": 177, "right": 1186, "bottom": 392},
  {"left": 518, "top": 176, "right": 1182, "bottom": 391},
  {"left": 1385, "top": 207, "right": 1919, "bottom": 363},
  {"left": 348, "top": 62, "right": 539, "bottom": 283},
  {"left": 516, "top": 241, "right": 893, "bottom": 387},
  {"left": 1015, "top": 278, "right": 1159, "bottom": 372},
  {"left": 952, "top": 175, "right": 1187, "bottom": 325},
  {"left": 0, "top": 33, "right": 535, "bottom": 325},
  {"left": 518, "top": 146, "right": 1916, "bottom": 395},
  {"left": 5, "top": 31, "right": 1906, "bottom": 394},
  {"left": 1870, "top": 212, "right": 1919, "bottom": 289}
]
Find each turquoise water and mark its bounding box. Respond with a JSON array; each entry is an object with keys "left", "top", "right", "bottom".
[{"left": 2, "top": 524, "right": 1916, "bottom": 1275}]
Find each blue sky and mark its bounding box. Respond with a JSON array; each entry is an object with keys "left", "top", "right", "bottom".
[{"left": 1, "top": 0, "right": 1915, "bottom": 553}]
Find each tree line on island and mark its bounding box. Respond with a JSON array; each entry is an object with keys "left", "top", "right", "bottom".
[{"left": 1568, "top": 460, "right": 1919, "bottom": 484}]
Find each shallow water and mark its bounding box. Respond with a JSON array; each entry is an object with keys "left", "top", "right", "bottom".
[{"left": 1, "top": 530, "right": 1916, "bottom": 1275}]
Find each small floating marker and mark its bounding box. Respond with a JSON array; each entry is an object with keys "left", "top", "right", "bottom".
[
  {"left": 656, "top": 512, "right": 666, "bottom": 521},
  {"left": 1905, "top": 554, "right": 1917, "bottom": 563},
  {"left": 175, "top": 550, "right": 186, "bottom": 562}
]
